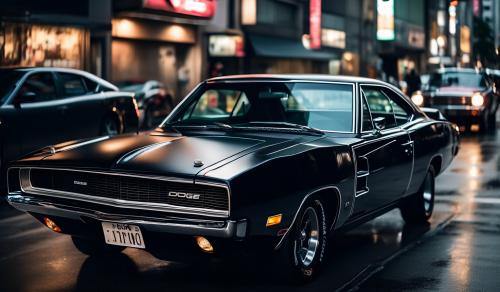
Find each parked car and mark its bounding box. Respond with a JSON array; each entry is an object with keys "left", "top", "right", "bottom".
[
  {"left": 6, "top": 75, "right": 459, "bottom": 281},
  {"left": 410, "top": 68, "right": 499, "bottom": 132},
  {"left": 0, "top": 67, "right": 139, "bottom": 190},
  {"left": 116, "top": 80, "right": 174, "bottom": 129}
]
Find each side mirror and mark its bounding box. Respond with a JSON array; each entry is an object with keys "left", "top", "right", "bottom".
[
  {"left": 14, "top": 91, "right": 36, "bottom": 107},
  {"left": 373, "top": 117, "right": 386, "bottom": 132}
]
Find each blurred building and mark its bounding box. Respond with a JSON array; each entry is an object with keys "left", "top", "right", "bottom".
[
  {"left": 203, "top": 0, "right": 375, "bottom": 78},
  {"left": 0, "top": 0, "right": 112, "bottom": 78},
  {"left": 111, "top": 0, "right": 216, "bottom": 100}
]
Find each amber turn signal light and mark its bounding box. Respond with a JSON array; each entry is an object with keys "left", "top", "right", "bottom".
[
  {"left": 266, "top": 214, "right": 282, "bottom": 227},
  {"left": 43, "top": 217, "right": 62, "bottom": 233},
  {"left": 195, "top": 236, "right": 214, "bottom": 253}
]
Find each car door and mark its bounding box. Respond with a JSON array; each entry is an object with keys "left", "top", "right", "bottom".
[
  {"left": 54, "top": 72, "right": 106, "bottom": 141},
  {"left": 12, "top": 71, "right": 63, "bottom": 155},
  {"left": 351, "top": 85, "right": 413, "bottom": 216}
]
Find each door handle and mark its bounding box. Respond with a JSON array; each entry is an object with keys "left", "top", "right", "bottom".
[{"left": 400, "top": 141, "right": 414, "bottom": 147}]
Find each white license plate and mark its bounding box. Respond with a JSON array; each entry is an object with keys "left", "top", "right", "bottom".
[{"left": 101, "top": 222, "right": 145, "bottom": 248}]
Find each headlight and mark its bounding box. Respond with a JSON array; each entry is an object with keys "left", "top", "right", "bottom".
[
  {"left": 411, "top": 92, "right": 424, "bottom": 106},
  {"left": 471, "top": 93, "right": 484, "bottom": 107}
]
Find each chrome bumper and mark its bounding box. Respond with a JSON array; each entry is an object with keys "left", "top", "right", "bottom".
[{"left": 7, "top": 193, "right": 246, "bottom": 239}]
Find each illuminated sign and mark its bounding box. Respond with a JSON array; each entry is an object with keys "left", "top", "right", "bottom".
[
  {"left": 321, "top": 29, "right": 345, "bottom": 49},
  {"left": 377, "top": 0, "right": 395, "bottom": 41},
  {"left": 309, "top": 0, "right": 322, "bottom": 49},
  {"left": 208, "top": 35, "right": 245, "bottom": 57},
  {"left": 144, "top": 0, "right": 215, "bottom": 18}
]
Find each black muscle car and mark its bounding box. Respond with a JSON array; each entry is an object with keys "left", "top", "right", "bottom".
[
  {"left": 6, "top": 75, "right": 459, "bottom": 280},
  {"left": 410, "top": 68, "right": 499, "bottom": 132},
  {"left": 0, "top": 67, "right": 139, "bottom": 189}
]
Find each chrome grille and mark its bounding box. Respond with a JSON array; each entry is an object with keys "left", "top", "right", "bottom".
[
  {"left": 430, "top": 96, "right": 470, "bottom": 106},
  {"left": 23, "top": 168, "right": 229, "bottom": 217}
]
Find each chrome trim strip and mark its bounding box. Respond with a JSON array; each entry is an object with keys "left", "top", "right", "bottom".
[
  {"left": 274, "top": 185, "right": 341, "bottom": 250},
  {"left": 7, "top": 194, "right": 239, "bottom": 238},
  {"left": 19, "top": 167, "right": 230, "bottom": 218}
]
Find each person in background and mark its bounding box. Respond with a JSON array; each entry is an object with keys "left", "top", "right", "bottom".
[{"left": 405, "top": 69, "right": 422, "bottom": 96}]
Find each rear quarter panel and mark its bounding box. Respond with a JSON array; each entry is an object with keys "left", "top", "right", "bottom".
[{"left": 405, "top": 119, "right": 456, "bottom": 195}]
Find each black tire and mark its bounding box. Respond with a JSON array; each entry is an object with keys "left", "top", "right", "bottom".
[
  {"left": 72, "top": 236, "right": 125, "bottom": 256},
  {"left": 400, "top": 166, "right": 435, "bottom": 224},
  {"left": 480, "top": 113, "right": 490, "bottom": 133},
  {"left": 274, "top": 199, "right": 327, "bottom": 282},
  {"left": 100, "top": 116, "right": 121, "bottom": 136}
]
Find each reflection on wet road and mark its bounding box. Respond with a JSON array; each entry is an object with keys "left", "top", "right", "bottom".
[{"left": 0, "top": 131, "right": 499, "bottom": 292}]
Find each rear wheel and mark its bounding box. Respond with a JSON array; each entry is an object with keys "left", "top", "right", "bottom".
[
  {"left": 72, "top": 236, "right": 125, "bottom": 256},
  {"left": 274, "top": 199, "right": 327, "bottom": 282},
  {"left": 400, "top": 166, "right": 435, "bottom": 224}
]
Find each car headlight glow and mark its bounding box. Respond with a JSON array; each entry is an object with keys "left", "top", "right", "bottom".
[
  {"left": 411, "top": 92, "right": 424, "bottom": 106},
  {"left": 471, "top": 93, "right": 484, "bottom": 107}
]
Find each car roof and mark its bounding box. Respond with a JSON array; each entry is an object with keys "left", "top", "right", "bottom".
[
  {"left": 207, "top": 74, "right": 388, "bottom": 85},
  {"left": 0, "top": 66, "right": 118, "bottom": 91},
  {"left": 434, "top": 67, "right": 481, "bottom": 74}
]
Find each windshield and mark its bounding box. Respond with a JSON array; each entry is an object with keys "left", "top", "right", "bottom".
[
  {"left": 428, "top": 72, "right": 487, "bottom": 89},
  {"left": 166, "top": 82, "right": 354, "bottom": 132},
  {"left": 0, "top": 70, "right": 24, "bottom": 104}
]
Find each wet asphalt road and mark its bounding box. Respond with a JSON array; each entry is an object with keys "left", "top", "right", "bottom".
[{"left": 0, "top": 130, "right": 499, "bottom": 292}]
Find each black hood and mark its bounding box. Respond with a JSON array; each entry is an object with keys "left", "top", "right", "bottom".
[{"left": 21, "top": 130, "right": 320, "bottom": 178}]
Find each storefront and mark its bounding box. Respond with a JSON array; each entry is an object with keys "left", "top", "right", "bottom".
[
  {"left": 112, "top": 0, "right": 216, "bottom": 102},
  {"left": 1, "top": 22, "right": 87, "bottom": 68}
]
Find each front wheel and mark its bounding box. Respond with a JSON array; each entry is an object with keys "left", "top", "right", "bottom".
[
  {"left": 400, "top": 166, "right": 435, "bottom": 224},
  {"left": 72, "top": 236, "right": 125, "bottom": 256},
  {"left": 274, "top": 199, "right": 327, "bottom": 281}
]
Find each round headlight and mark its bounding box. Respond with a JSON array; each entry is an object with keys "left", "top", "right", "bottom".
[
  {"left": 411, "top": 92, "right": 424, "bottom": 106},
  {"left": 471, "top": 93, "right": 484, "bottom": 107}
]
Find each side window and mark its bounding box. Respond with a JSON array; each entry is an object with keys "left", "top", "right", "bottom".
[
  {"left": 361, "top": 93, "right": 373, "bottom": 131},
  {"left": 57, "top": 73, "right": 87, "bottom": 97},
  {"left": 362, "top": 86, "right": 397, "bottom": 129},
  {"left": 382, "top": 88, "right": 412, "bottom": 126},
  {"left": 17, "top": 72, "right": 57, "bottom": 103},
  {"left": 83, "top": 78, "right": 98, "bottom": 93}
]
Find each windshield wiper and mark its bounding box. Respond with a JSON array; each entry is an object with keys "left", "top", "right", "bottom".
[{"left": 243, "top": 121, "right": 324, "bottom": 135}]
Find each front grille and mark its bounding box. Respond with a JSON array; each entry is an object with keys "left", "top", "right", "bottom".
[
  {"left": 28, "top": 168, "right": 229, "bottom": 212},
  {"left": 430, "top": 96, "right": 470, "bottom": 106}
]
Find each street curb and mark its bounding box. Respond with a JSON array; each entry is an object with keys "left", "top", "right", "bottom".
[{"left": 335, "top": 213, "right": 456, "bottom": 292}]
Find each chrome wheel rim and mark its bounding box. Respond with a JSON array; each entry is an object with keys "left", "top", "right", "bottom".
[
  {"left": 294, "top": 207, "right": 320, "bottom": 267},
  {"left": 423, "top": 172, "right": 433, "bottom": 215}
]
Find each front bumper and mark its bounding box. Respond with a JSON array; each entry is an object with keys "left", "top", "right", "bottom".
[
  {"left": 433, "top": 105, "right": 486, "bottom": 123},
  {"left": 7, "top": 193, "right": 247, "bottom": 239}
]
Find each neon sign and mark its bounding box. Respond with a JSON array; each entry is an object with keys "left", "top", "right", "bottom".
[{"left": 144, "top": 0, "right": 215, "bottom": 18}]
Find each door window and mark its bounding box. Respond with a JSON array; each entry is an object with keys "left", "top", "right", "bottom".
[
  {"left": 362, "top": 87, "right": 397, "bottom": 128},
  {"left": 57, "top": 73, "right": 87, "bottom": 97},
  {"left": 381, "top": 88, "right": 412, "bottom": 126},
  {"left": 17, "top": 72, "right": 57, "bottom": 103},
  {"left": 361, "top": 93, "right": 374, "bottom": 131}
]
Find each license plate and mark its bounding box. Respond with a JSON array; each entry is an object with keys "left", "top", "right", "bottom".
[{"left": 101, "top": 222, "right": 145, "bottom": 248}]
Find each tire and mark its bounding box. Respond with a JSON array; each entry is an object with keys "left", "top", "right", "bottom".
[
  {"left": 100, "top": 116, "right": 121, "bottom": 136},
  {"left": 400, "top": 166, "right": 435, "bottom": 224},
  {"left": 480, "top": 113, "right": 490, "bottom": 133},
  {"left": 274, "top": 199, "right": 328, "bottom": 282},
  {"left": 72, "top": 236, "right": 125, "bottom": 256}
]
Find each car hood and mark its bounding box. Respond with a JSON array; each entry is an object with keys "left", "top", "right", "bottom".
[{"left": 19, "top": 130, "right": 320, "bottom": 179}]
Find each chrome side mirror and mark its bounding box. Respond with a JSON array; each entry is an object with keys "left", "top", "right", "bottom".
[{"left": 373, "top": 117, "right": 386, "bottom": 133}]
